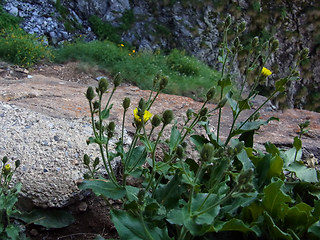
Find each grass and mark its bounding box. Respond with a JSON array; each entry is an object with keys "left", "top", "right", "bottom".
[{"left": 54, "top": 40, "right": 221, "bottom": 100}]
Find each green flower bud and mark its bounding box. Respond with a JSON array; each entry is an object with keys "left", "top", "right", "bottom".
[
  {"left": 93, "top": 157, "right": 100, "bottom": 168},
  {"left": 108, "top": 122, "right": 115, "bottom": 131},
  {"left": 113, "top": 73, "right": 122, "bottom": 88},
  {"left": 138, "top": 98, "right": 147, "bottom": 117},
  {"left": 151, "top": 114, "right": 161, "bottom": 128},
  {"left": 234, "top": 37, "right": 241, "bottom": 48},
  {"left": 93, "top": 101, "right": 100, "bottom": 110},
  {"left": 122, "top": 97, "right": 131, "bottom": 110},
  {"left": 224, "top": 15, "right": 231, "bottom": 28},
  {"left": 162, "top": 110, "right": 174, "bottom": 125},
  {"left": 299, "top": 48, "right": 309, "bottom": 61},
  {"left": 238, "top": 21, "right": 246, "bottom": 33},
  {"left": 270, "top": 39, "right": 279, "bottom": 52},
  {"left": 2, "top": 156, "right": 8, "bottom": 164},
  {"left": 217, "top": 98, "right": 227, "bottom": 108},
  {"left": 98, "top": 78, "right": 109, "bottom": 93},
  {"left": 181, "top": 141, "right": 187, "bottom": 149},
  {"left": 299, "top": 120, "right": 310, "bottom": 129},
  {"left": 84, "top": 154, "right": 90, "bottom": 166},
  {"left": 86, "top": 86, "right": 95, "bottom": 101},
  {"left": 199, "top": 107, "right": 208, "bottom": 117},
  {"left": 206, "top": 88, "right": 215, "bottom": 101},
  {"left": 176, "top": 145, "right": 184, "bottom": 159},
  {"left": 159, "top": 76, "right": 168, "bottom": 90},
  {"left": 186, "top": 109, "right": 193, "bottom": 120},
  {"left": 200, "top": 116, "right": 208, "bottom": 122},
  {"left": 252, "top": 37, "right": 259, "bottom": 48},
  {"left": 234, "top": 141, "right": 244, "bottom": 154},
  {"left": 15, "top": 160, "right": 21, "bottom": 168},
  {"left": 95, "top": 121, "right": 101, "bottom": 130},
  {"left": 200, "top": 143, "right": 215, "bottom": 162},
  {"left": 238, "top": 169, "right": 253, "bottom": 185},
  {"left": 153, "top": 72, "right": 161, "bottom": 88}
]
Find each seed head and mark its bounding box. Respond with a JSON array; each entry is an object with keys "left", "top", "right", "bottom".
[
  {"left": 151, "top": 114, "right": 161, "bottom": 128},
  {"left": 113, "top": 73, "right": 122, "bottom": 88},
  {"left": 159, "top": 76, "right": 168, "bottom": 90},
  {"left": 84, "top": 154, "right": 90, "bottom": 166},
  {"left": 86, "top": 86, "right": 95, "bottom": 101},
  {"left": 200, "top": 143, "right": 215, "bottom": 162},
  {"left": 98, "top": 78, "right": 109, "bottom": 93},
  {"left": 162, "top": 110, "right": 174, "bottom": 125},
  {"left": 122, "top": 97, "right": 131, "bottom": 110}
]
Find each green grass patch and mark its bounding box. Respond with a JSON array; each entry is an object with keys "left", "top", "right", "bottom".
[{"left": 54, "top": 40, "right": 220, "bottom": 100}]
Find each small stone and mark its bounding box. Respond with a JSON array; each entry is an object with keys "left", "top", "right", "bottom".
[
  {"left": 43, "top": 168, "right": 48, "bottom": 173},
  {"left": 27, "top": 75, "right": 33, "bottom": 79},
  {"left": 72, "top": 159, "right": 79, "bottom": 165},
  {"left": 30, "top": 228, "right": 39, "bottom": 236},
  {"left": 41, "top": 140, "right": 49, "bottom": 146},
  {"left": 78, "top": 201, "right": 88, "bottom": 212},
  {"left": 53, "top": 135, "right": 60, "bottom": 141}
]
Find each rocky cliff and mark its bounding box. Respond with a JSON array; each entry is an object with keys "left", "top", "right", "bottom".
[{"left": 2, "top": 0, "right": 320, "bottom": 111}]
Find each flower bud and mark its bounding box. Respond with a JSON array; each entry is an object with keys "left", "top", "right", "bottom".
[
  {"left": 151, "top": 114, "right": 161, "bottom": 128},
  {"left": 234, "top": 142, "right": 244, "bottom": 154},
  {"left": 200, "top": 143, "right": 215, "bottom": 162},
  {"left": 15, "top": 160, "right": 21, "bottom": 168},
  {"left": 224, "top": 15, "right": 231, "bottom": 28},
  {"left": 299, "top": 48, "right": 309, "bottom": 61},
  {"left": 176, "top": 145, "right": 184, "bottom": 159},
  {"left": 162, "top": 110, "right": 174, "bottom": 125},
  {"left": 138, "top": 98, "right": 147, "bottom": 117},
  {"left": 186, "top": 109, "right": 193, "bottom": 120},
  {"left": 238, "top": 21, "right": 246, "bottom": 33},
  {"left": 2, "top": 156, "right": 8, "bottom": 164},
  {"left": 98, "top": 78, "right": 109, "bottom": 93},
  {"left": 159, "top": 76, "right": 168, "bottom": 90},
  {"left": 122, "top": 97, "right": 131, "bottom": 110},
  {"left": 86, "top": 86, "right": 95, "bottom": 101},
  {"left": 206, "top": 88, "right": 215, "bottom": 101},
  {"left": 108, "top": 122, "right": 115, "bottom": 132},
  {"left": 153, "top": 72, "right": 161, "bottom": 88},
  {"left": 84, "top": 154, "right": 90, "bottom": 166},
  {"left": 217, "top": 98, "right": 227, "bottom": 108},
  {"left": 113, "top": 73, "right": 122, "bottom": 88},
  {"left": 199, "top": 107, "right": 208, "bottom": 117},
  {"left": 93, "top": 101, "right": 100, "bottom": 110},
  {"left": 93, "top": 157, "right": 100, "bottom": 167},
  {"left": 252, "top": 36, "right": 259, "bottom": 48},
  {"left": 234, "top": 37, "right": 241, "bottom": 48},
  {"left": 270, "top": 39, "right": 279, "bottom": 52}
]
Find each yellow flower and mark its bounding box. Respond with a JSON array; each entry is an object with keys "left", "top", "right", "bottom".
[
  {"left": 261, "top": 67, "right": 272, "bottom": 77},
  {"left": 132, "top": 50, "right": 135, "bottom": 53},
  {"left": 120, "top": 44, "right": 124, "bottom": 47},
  {"left": 134, "top": 108, "right": 152, "bottom": 123},
  {"left": 3, "top": 164, "right": 11, "bottom": 174}
]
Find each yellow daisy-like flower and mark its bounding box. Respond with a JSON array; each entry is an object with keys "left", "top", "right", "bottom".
[
  {"left": 3, "top": 164, "right": 11, "bottom": 174},
  {"left": 261, "top": 67, "right": 272, "bottom": 77},
  {"left": 134, "top": 108, "right": 152, "bottom": 123}
]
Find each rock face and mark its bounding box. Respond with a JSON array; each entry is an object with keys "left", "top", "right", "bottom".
[
  {"left": 2, "top": 0, "right": 320, "bottom": 110},
  {"left": 0, "top": 64, "right": 319, "bottom": 208}
]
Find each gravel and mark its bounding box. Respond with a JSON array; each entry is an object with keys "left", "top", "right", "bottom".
[{"left": 0, "top": 101, "right": 129, "bottom": 208}]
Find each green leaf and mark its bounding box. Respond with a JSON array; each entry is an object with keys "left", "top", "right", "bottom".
[
  {"left": 190, "top": 135, "right": 209, "bottom": 152},
  {"left": 226, "top": 91, "right": 238, "bottom": 116},
  {"left": 284, "top": 203, "right": 312, "bottom": 233},
  {"left": 154, "top": 173, "right": 184, "bottom": 209},
  {"left": 265, "top": 142, "right": 280, "bottom": 156},
  {"left": 267, "top": 155, "right": 283, "bottom": 179},
  {"left": 236, "top": 148, "right": 255, "bottom": 171},
  {"left": 287, "top": 162, "right": 318, "bottom": 182},
  {"left": 169, "top": 124, "right": 181, "bottom": 154},
  {"left": 14, "top": 209, "right": 75, "bottom": 229},
  {"left": 218, "top": 76, "right": 231, "bottom": 89},
  {"left": 221, "top": 192, "right": 258, "bottom": 216},
  {"left": 239, "top": 130, "right": 254, "bottom": 148},
  {"left": 293, "top": 137, "right": 302, "bottom": 151},
  {"left": 215, "top": 218, "right": 261, "bottom": 237},
  {"left": 125, "top": 186, "right": 139, "bottom": 202},
  {"left": 264, "top": 211, "right": 293, "bottom": 240},
  {"left": 111, "top": 209, "right": 172, "bottom": 240},
  {"left": 94, "top": 235, "right": 106, "bottom": 240},
  {"left": 262, "top": 180, "right": 292, "bottom": 220},
  {"left": 207, "top": 159, "right": 229, "bottom": 189},
  {"left": 282, "top": 148, "right": 302, "bottom": 167},
  {"left": 127, "top": 146, "right": 147, "bottom": 169},
  {"left": 5, "top": 225, "right": 20, "bottom": 240},
  {"left": 308, "top": 220, "right": 320, "bottom": 238},
  {"left": 79, "top": 179, "right": 126, "bottom": 200},
  {"left": 233, "top": 117, "right": 278, "bottom": 137},
  {"left": 101, "top": 104, "right": 113, "bottom": 120},
  {"left": 275, "top": 78, "right": 289, "bottom": 92}
]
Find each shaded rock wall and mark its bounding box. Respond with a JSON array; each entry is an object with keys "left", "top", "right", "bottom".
[{"left": 2, "top": 0, "right": 320, "bottom": 111}]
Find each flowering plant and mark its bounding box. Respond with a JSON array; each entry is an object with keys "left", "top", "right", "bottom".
[{"left": 81, "top": 17, "right": 319, "bottom": 240}]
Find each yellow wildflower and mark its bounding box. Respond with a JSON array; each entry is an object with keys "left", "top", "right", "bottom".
[
  {"left": 261, "top": 67, "right": 272, "bottom": 77},
  {"left": 134, "top": 108, "right": 152, "bottom": 123},
  {"left": 120, "top": 44, "right": 124, "bottom": 47},
  {"left": 132, "top": 50, "right": 135, "bottom": 53},
  {"left": 3, "top": 164, "right": 11, "bottom": 174}
]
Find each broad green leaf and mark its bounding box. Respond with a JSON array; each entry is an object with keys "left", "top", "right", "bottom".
[
  {"left": 232, "top": 117, "right": 279, "bottom": 137},
  {"left": 5, "top": 225, "right": 19, "bottom": 240},
  {"left": 267, "top": 155, "right": 283, "bottom": 179},
  {"left": 282, "top": 148, "right": 302, "bottom": 167},
  {"left": 238, "top": 99, "right": 251, "bottom": 111},
  {"left": 190, "top": 135, "right": 209, "bottom": 152},
  {"left": 226, "top": 91, "right": 238, "bottom": 116},
  {"left": 125, "top": 186, "right": 139, "bottom": 202},
  {"left": 154, "top": 173, "right": 184, "bottom": 209},
  {"left": 275, "top": 78, "right": 289, "bottom": 92},
  {"left": 79, "top": 179, "right": 126, "bottom": 200},
  {"left": 101, "top": 104, "right": 113, "bottom": 120},
  {"left": 207, "top": 159, "right": 229, "bottom": 189},
  {"left": 287, "top": 162, "right": 318, "bottom": 182},
  {"left": 221, "top": 192, "right": 258, "bottom": 216},
  {"left": 264, "top": 211, "right": 292, "bottom": 240},
  {"left": 0, "top": 223, "right": 3, "bottom": 233},
  {"left": 140, "top": 137, "right": 154, "bottom": 153},
  {"left": 127, "top": 146, "right": 147, "bottom": 169},
  {"left": 14, "top": 209, "right": 75, "bottom": 229},
  {"left": 293, "top": 137, "right": 302, "bottom": 151},
  {"left": 262, "top": 180, "right": 292, "bottom": 220},
  {"left": 111, "top": 209, "right": 172, "bottom": 240},
  {"left": 218, "top": 76, "right": 231, "bottom": 89},
  {"left": 167, "top": 207, "right": 184, "bottom": 225},
  {"left": 308, "top": 220, "right": 320, "bottom": 238},
  {"left": 255, "top": 154, "right": 272, "bottom": 188},
  {"left": 169, "top": 124, "right": 181, "bottom": 154},
  {"left": 94, "top": 235, "right": 106, "bottom": 240},
  {"left": 265, "top": 142, "right": 280, "bottom": 156},
  {"left": 239, "top": 130, "right": 254, "bottom": 147},
  {"left": 284, "top": 203, "right": 313, "bottom": 233},
  {"left": 237, "top": 148, "right": 255, "bottom": 171},
  {"left": 215, "top": 218, "right": 261, "bottom": 237},
  {"left": 181, "top": 205, "right": 211, "bottom": 236}
]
